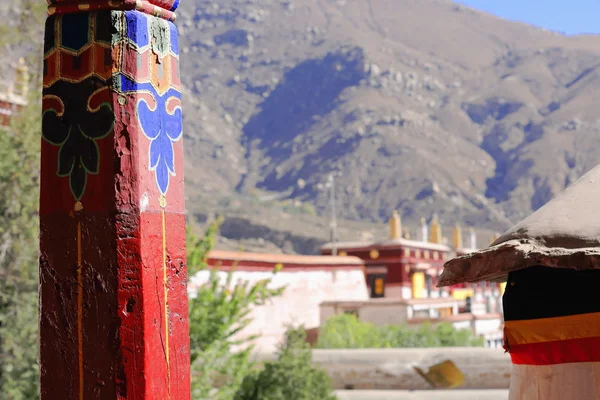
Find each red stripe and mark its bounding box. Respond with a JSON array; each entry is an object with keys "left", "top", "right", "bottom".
[{"left": 510, "top": 336, "right": 600, "bottom": 365}]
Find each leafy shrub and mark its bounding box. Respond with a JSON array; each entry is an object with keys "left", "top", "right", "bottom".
[
  {"left": 0, "top": 78, "right": 43, "bottom": 400},
  {"left": 316, "top": 313, "right": 484, "bottom": 349},
  {"left": 234, "top": 327, "right": 336, "bottom": 400},
  {"left": 187, "top": 219, "right": 285, "bottom": 399}
]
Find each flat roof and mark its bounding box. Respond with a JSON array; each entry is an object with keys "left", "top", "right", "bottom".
[
  {"left": 320, "top": 297, "right": 460, "bottom": 307},
  {"left": 322, "top": 238, "right": 451, "bottom": 252},
  {"left": 207, "top": 250, "right": 364, "bottom": 266}
]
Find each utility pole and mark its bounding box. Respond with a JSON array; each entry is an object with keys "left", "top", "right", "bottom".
[{"left": 329, "top": 174, "right": 338, "bottom": 256}]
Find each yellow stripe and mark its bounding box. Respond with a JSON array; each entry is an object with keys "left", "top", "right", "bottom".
[
  {"left": 77, "top": 221, "right": 84, "bottom": 400},
  {"left": 161, "top": 208, "right": 171, "bottom": 398},
  {"left": 505, "top": 312, "right": 600, "bottom": 345}
]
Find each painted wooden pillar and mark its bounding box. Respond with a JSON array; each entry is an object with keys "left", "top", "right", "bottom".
[{"left": 40, "top": 2, "right": 189, "bottom": 399}]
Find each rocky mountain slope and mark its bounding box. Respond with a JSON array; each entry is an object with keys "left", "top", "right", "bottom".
[
  {"left": 3, "top": 0, "right": 599, "bottom": 254},
  {"left": 178, "top": 0, "right": 600, "bottom": 245}
]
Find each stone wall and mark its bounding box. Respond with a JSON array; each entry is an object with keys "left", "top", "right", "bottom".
[{"left": 256, "top": 348, "right": 512, "bottom": 390}]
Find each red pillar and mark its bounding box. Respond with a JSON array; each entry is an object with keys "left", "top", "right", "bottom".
[{"left": 40, "top": 2, "right": 190, "bottom": 399}]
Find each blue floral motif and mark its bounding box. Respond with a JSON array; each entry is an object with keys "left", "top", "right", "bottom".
[{"left": 136, "top": 87, "right": 182, "bottom": 196}]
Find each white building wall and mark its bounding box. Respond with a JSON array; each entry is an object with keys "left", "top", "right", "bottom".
[
  {"left": 451, "top": 320, "right": 472, "bottom": 331},
  {"left": 189, "top": 269, "right": 369, "bottom": 353},
  {"left": 384, "top": 285, "right": 404, "bottom": 298},
  {"left": 474, "top": 318, "right": 503, "bottom": 336}
]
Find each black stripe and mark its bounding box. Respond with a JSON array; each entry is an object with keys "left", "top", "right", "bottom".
[{"left": 503, "top": 265, "right": 600, "bottom": 321}]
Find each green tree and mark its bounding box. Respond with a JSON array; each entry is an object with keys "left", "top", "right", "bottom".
[
  {"left": 0, "top": 94, "right": 42, "bottom": 399},
  {"left": 187, "top": 219, "right": 285, "bottom": 399},
  {"left": 234, "top": 327, "right": 337, "bottom": 400},
  {"left": 0, "top": 2, "right": 46, "bottom": 397}
]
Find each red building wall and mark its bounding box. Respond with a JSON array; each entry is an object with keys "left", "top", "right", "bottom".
[
  {"left": 0, "top": 99, "right": 17, "bottom": 126},
  {"left": 322, "top": 243, "right": 449, "bottom": 296}
]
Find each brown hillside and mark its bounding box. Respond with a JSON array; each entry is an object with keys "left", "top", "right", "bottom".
[
  {"left": 3, "top": 0, "right": 599, "bottom": 253},
  {"left": 177, "top": 0, "right": 600, "bottom": 245}
]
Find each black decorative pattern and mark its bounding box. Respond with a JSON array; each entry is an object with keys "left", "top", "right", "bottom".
[{"left": 42, "top": 78, "right": 114, "bottom": 200}]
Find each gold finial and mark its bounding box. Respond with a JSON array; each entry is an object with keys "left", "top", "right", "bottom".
[
  {"left": 452, "top": 224, "right": 463, "bottom": 249},
  {"left": 429, "top": 214, "right": 442, "bottom": 244},
  {"left": 389, "top": 210, "right": 402, "bottom": 240},
  {"left": 403, "top": 228, "right": 411, "bottom": 239},
  {"left": 14, "top": 57, "right": 29, "bottom": 99}
]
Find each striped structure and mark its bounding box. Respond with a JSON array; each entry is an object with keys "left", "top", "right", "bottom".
[
  {"left": 504, "top": 266, "right": 600, "bottom": 365},
  {"left": 438, "top": 164, "right": 600, "bottom": 400},
  {"left": 502, "top": 267, "right": 600, "bottom": 399}
]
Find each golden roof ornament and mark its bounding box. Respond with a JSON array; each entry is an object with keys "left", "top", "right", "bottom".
[
  {"left": 389, "top": 210, "right": 402, "bottom": 240},
  {"left": 452, "top": 224, "right": 463, "bottom": 249}
]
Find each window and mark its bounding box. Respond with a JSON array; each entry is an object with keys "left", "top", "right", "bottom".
[
  {"left": 344, "top": 309, "right": 359, "bottom": 318},
  {"left": 404, "top": 248, "right": 410, "bottom": 258},
  {"left": 370, "top": 274, "right": 386, "bottom": 298},
  {"left": 411, "top": 272, "right": 425, "bottom": 299},
  {"left": 375, "top": 278, "right": 384, "bottom": 295},
  {"left": 424, "top": 250, "right": 430, "bottom": 260}
]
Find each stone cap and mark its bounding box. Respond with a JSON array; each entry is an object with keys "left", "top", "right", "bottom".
[{"left": 438, "top": 164, "right": 600, "bottom": 287}]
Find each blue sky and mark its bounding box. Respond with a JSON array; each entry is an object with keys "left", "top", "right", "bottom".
[{"left": 456, "top": 0, "right": 600, "bottom": 35}]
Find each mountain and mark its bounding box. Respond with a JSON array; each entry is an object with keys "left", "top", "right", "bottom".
[
  {"left": 177, "top": 0, "right": 600, "bottom": 245},
  {"left": 3, "top": 0, "right": 600, "bottom": 253}
]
